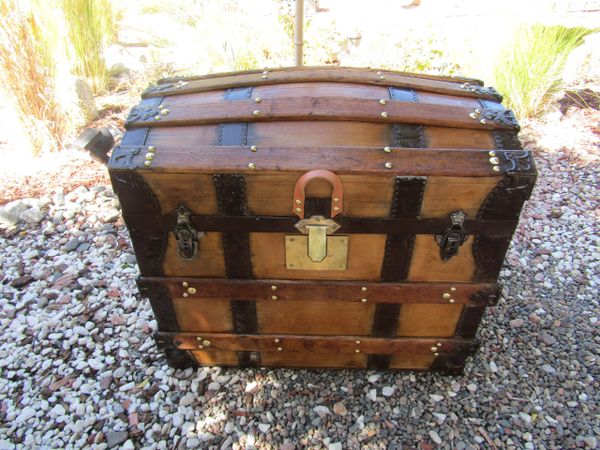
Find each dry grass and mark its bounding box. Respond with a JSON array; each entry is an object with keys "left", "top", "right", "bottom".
[{"left": 0, "top": 0, "right": 68, "bottom": 155}]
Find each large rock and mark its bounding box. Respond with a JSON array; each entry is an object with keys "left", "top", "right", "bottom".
[
  {"left": 0, "top": 200, "right": 29, "bottom": 226},
  {"left": 20, "top": 208, "right": 45, "bottom": 224}
]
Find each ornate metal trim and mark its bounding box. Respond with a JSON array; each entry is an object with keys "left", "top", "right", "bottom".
[
  {"left": 173, "top": 206, "right": 200, "bottom": 261},
  {"left": 461, "top": 83, "right": 503, "bottom": 102},
  {"left": 154, "top": 334, "right": 198, "bottom": 369},
  {"left": 109, "top": 145, "right": 144, "bottom": 169},
  {"left": 141, "top": 80, "right": 189, "bottom": 98},
  {"left": 481, "top": 108, "right": 520, "bottom": 131},
  {"left": 469, "top": 285, "right": 501, "bottom": 306},
  {"left": 496, "top": 150, "right": 534, "bottom": 174},
  {"left": 435, "top": 210, "right": 468, "bottom": 261}
]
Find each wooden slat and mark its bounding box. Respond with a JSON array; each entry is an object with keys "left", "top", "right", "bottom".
[
  {"left": 157, "top": 66, "right": 484, "bottom": 86},
  {"left": 144, "top": 67, "right": 489, "bottom": 100},
  {"left": 140, "top": 277, "right": 498, "bottom": 305},
  {"left": 116, "top": 146, "right": 510, "bottom": 176},
  {"left": 164, "top": 332, "right": 475, "bottom": 355},
  {"left": 127, "top": 97, "right": 506, "bottom": 130}
]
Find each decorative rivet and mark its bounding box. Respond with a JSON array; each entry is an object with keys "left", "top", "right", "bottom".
[
  {"left": 449, "top": 299, "right": 456, "bottom": 304},
  {"left": 379, "top": 75, "right": 386, "bottom": 80},
  {"left": 182, "top": 282, "right": 189, "bottom": 287},
  {"left": 434, "top": 352, "right": 439, "bottom": 357},
  {"left": 253, "top": 110, "right": 261, "bottom": 116},
  {"left": 361, "top": 287, "right": 367, "bottom": 292},
  {"left": 385, "top": 162, "right": 392, "bottom": 169},
  {"left": 254, "top": 97, "right": 262, "bottom": 103},
  {"left": 187, "top": 287, "right": 197, "bottom": 294},
  {"left": 277, "top": 347, "right": 283, "bottom": 351},
  {"left": 383, "top": 146, "right": 391, "bottom": 153},
  {"left": 480, "top": 118, "right": 488, "bottom": 125},
  {"left": 180, "top": 81, "right": 188, "bottom": 86},
  {"left": 196, "top": 336, "right": 202, "bottom": 341},
  {"left": 355, "top": 349, "right": 361, "bottom": 353},
  {"left": 271, "top": 295, "right": 278, "bottom": 300},
  {"left": 158, "top": 104, "right": 165, "bottom": 109},
  {"left": 381, "top": 111, "right": 389, "bottom": 118},
  {"left": 182, "top": 292, "right": 188, "bottom": 298},
  {"left": 450, "top": 287, "right": 456, "bottom": 292},
  {"left": 295, "top": 207, "right": 302, "bottom": 213},
  {"left": 202, "top": 340, "right": 211, "bottom": 347},
  {"left": 274, "top": 338, "right": 280, "bottom": 343},
  {"left": 361, "top": 298, "right": 368, "bottom": 303},
  {"left": 437, "top": 342, "right": 442, "bottom": 347},
  {"left": 442, "top": 293, "right": 451, "bottom": 299},
  {"left": 144, "top": 161, "right": 152, "bottom": 167},
  {"left": 147, "top": 146, "right": 156, "bottom": 152},
  {"left": 489, "top": 157, "right": 500, "bottom": 165},
  {"left": 376, "top": 71, "right": 383, "bottom": 75},
  {"left": 469, "top": 112, "right": 479, "bottom": 119},
  {"left": 492, "top": 166, "right": 500, "bottom": 172},
  {"left": 379, "top": 99, "right": 388, "bottom": 105},
  {"left": 145, "top": 153, "right": 154, "bottom": 160},
  {"left": 488, "top": 151, "right": 496, "bottom": 157},
  {"left": 250, "top": 145, "right": 258, "bottom": 152},
  {"left": 197, "top": 344, "right": 204, "bottom": 349},
  {"left": 263, "top": 70, "right": 269, "bottom": 75},
  {"left": 154, "top": 115, "right": 161, "bottom": 120},
  {"left": 474, "top": 108, "right": 481, "bottom": 114},
  {"left": 333, "top": 206, "right": 340, "bottom": 211},
  {"left": 333, "top": 197, "right": 339, "bottom": 203},
  {"left": 248, "top": 162, "right": 256, "bottom": 169},
  {"left": 160, "top": 108, "right": 170, "bottom": 115},
  {"left": 261, "top": 74, "right": 268, "bottom": 79},
  {"left": 431, "top": 346, "right": 438, "bottom": 352},
  {"left": 295, "top": 199, "right": 302, "bottom": 205},
  {"left": 271, "top": 285, "right": 277, "bottom": 291},
  {"left": 355, "top": 340, "right": 361, "bottom": 345}
]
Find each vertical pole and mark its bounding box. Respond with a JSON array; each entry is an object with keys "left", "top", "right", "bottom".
[{"left": 294, "top": 0, "right": 304, "bottom": 66}]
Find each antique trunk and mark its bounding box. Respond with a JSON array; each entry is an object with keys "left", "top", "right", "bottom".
[{"left": 108, "top": 67, "right": 536, "bottom": 374}]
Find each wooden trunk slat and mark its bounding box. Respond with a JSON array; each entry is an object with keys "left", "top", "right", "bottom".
[
  {"left": 143, "top": 68, "right": 491, "bottom": 100},
  {"left": 129, "top": 97, "right": 506, "bottom": 130},
  {"left": 157, "top": 66, "right": 484, "bottom": 86}
]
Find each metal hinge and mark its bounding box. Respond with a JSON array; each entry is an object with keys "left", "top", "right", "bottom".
[
  {"left": 173, "top": 206, "right": 201, "bottom": 261},
  {"left": 435, "top": 210, "right": 468, "bottom": 261}
]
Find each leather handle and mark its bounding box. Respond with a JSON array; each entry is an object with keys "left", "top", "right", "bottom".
[{"left": 292, "top": 170, "right": 343, "bottom": 219}]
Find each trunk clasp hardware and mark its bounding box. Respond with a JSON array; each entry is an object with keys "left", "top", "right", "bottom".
[
  {"left": 173, "top": 206, "right": 201, "bottom": 261},
  {"left": 435, "top": 210, "right": 468, "bottom": 261}
]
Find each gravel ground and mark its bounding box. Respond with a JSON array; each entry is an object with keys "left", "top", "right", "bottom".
[{"left": 0, "top": 122, "right": 598, "bottom": 449}]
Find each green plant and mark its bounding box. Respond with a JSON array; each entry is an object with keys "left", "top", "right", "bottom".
[
  {"left": 493, "top": 24, "right": 595, "bottom": 118},
  {"left": 60, "top": 0, "right": 116, "bottom": 94},
  {"left": 0, "top": 0, "right": 68, "bottom": 155}
]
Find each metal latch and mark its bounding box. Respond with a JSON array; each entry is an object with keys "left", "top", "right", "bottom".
[
  {"left": 435, "top": 210, "right": 468, "bottom": 261},
  {"left": 295, "top": 216, "right": 341, "bottom": 262},
  {"left": 173, "top": 206, "right": 200, "bottom": 261}
]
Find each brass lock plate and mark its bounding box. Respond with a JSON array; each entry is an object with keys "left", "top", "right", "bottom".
[{"left": 285, "top": 235, "right": 349, "bottom": 270}]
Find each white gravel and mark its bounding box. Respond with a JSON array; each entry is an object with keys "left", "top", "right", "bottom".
[{"left": 0, "top": 135, "right": 598, "bottom": 449}]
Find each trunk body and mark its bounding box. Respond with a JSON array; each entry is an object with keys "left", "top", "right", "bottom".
[{"left": 109, "top": 67, "right": 535, "bottom": 373}]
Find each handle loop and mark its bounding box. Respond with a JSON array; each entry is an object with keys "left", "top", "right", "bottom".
[{"left": 292, "top": 170, "right": 343, "bottom": 219}]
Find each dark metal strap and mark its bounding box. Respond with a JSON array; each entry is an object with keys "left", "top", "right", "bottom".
[
  {"left": 455, "top": 305, "right": 486, "bottom": 339},
  {"left": 137, "top": 281, "right": 178, "bottom": 331},
  {"left": 389, "top": 87, "right": 426, "bottom": 148}
]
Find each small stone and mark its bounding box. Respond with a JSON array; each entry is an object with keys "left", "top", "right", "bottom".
[
  {"left": 509, "top": 318, "right": 525, "bottom": 328},
  {"left": 539, "top": 332, "right": 557, "bottom": 345},
  {"left": 366, "top": 389, "right": 377, "bottom": 401},
  {"left": 333, "top": 401, "right": 347, "bottom": 416},
  {"left": 20, "top": 208, "right": 44, "bottom": 223},
  {"left": 105, "top": 430, "right": 128, "bottom": 448},
  {"left": 382, "top": 386, "right": 395, "bottom": 397},
  {"left": 207, "top": 381, "right": 220, "bottom": 391},
  {"left": 180, "top": 393, "right": 195, "bottom": 407},
  {"left": 313, "top": 405, "right": 331, "bottom": 416},
  {"left": 62, "top": 238, "right": 80, "bottom": 252},
  {"left": 122, "top": 440, "right": 135, "bottom": 450},
  {"left": 16, "top": 407, "right": 36, "bottom": 423},
  {"left": 542, "top": 364, "right": 556, "bottom": 374},
  {"left": 77, "top": 242, "right": 91, "bottom": 252},
  {"left": 489, "top": 361, "right": 498, "bottom": 373},
  {"left": 329, "top": 443, "right": 343, "bottom": 450},
  {"left": 429, "top": 430, "right": 442, "bottom": 445},
  {"left": 519, "top": 412, "right": 532, "bottom": 424},
  {"left": 113, "top": 367, "right": 126, "bottom": 378},
  {"left": 368, "top": 374, "right": 380, "bottom": 383},
  {"left": 186, "top": 438, "right": 200, "bottom": 448},
  {"left": 258, "top": 423, "right": 270, "bottom": 433},
  {"left": 583, "top": 436, "right": 597, "bottom": 448},
  {"left": 466, "top": 384, "right": 477, "bottom": 392},
  {"left": 245, "top": 381, "right": 258, "bottom": 393},
  {"left": 429, "top": 394, "right": 444, "bottom": 402},
  {"left": 10, "top": 275, "right": 35, "bottom": 288},
  {"left": 432, "top": 412, "right": 446, "bottom": 423},
  {"left": 172, "top": 413, "right": 184, "bottom": 428}
]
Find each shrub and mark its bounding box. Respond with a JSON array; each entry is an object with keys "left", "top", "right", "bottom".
[{"left": 493, "top": 24, "right": 595, "bottom": 118}]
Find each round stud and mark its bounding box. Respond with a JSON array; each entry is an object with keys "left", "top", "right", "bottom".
[
  {"left": 379, "top": 99, "right": 388, "bottom": 105},
  {"left": 254, "top": 97, "right": 262, "bottom": 103},
  {"left": 145, "top": 153, "right": 154, "bottom": 161},
  {"left": 450, "top": 287, "right": 456, "bottom": 292},
  {"left": 248, "top": 162, "right": 256, "bottom": 169},
  {"left": 250, "top": 145, "right": 258, "bottom": 152},
  {"left": 261, "top": 74, "right": 268, "bottom": 79},
  {"left": 182, "top": 292, "right": 189, "bottom": 298},
  {"left": 480, "top": 118, "right": 488, "bottom": 125},
  {"left": 253, "top": 110, "right": 261, "bottom": 116},
  {"left": 469, "top": 112, "right": 478, "bottom": 119},
  {"left": 381, "top": 111, "right": 389, "bottom": 118},
  {"left": 333, "top": 206, "right": 340, "bottom": 211},
  {"left": 154, "top": 115, "right": 161, "bottom": 120},
  {"left": 430, "top": 346, "right": 438, "bottom": 352},
  {"left": 492, "top": 166, "right": 500, "bottom": 172},
  {"left": 196, "top": 336, "right": 202, "bottom": 341},
  {"left": 202, "top": 340, "right": 211, "bottom": 347},
  {"left": 296, "top": 199, "right": 302, "bottom": 205},
  {"left": 437, "top": 343, "right": 442, "bottom": 347},
  {"left": 488, "top": 151, "right": 496, "bottom": 157},
  {"left": 271, "top": 285, "right": 278, "bottom": 291},
  {"left": 379, "top": 75, "right": 386, "bottom": 80},
  {"left": 355, "top": 340, "right": 361, "bottom": 345},
  {"left": 442, "top": 293, "right": 451, "bottom": 299},
  {"left": 489, "top": 157, "right": 500, "bottom": 165},
  {"left": 361, "top": 298, "right": 368, "bottom": 303},
  {"left": 147, "top": 146, "right": 156, "bottom": 152},
  {"left": 355, "top": 349, "right": 361, "bottom": 353},
  {"left": 383, "top": 146, "right": 391, "bottom": 153},
  {"left": 158, "top": 104, "right": 165, "bottom": 109},
  {"left": 295, "top": 207, "right": 302, "bottom": 213},
  {"left": 434, "top": 352, "right": 439, "bottom": 357},
  {"left": 187, "top": 287, "right": 197, "bottom": 294},
  {"left": 271, "top": 295, "right": 278, "bottom": 300},
  {"left": 376, "top": 71, "right": 383, "bottom": 75},
  {"left": 333, "top": 197, "right": 339, "bottom": 203},
  {"left": 474, "top": 108, "right": 481, "bottom": 114},
  {"left": 361, "top": 287, "right": 367, "bottom": 292},
  {"left": 277, "top": 347, "right": 283, "bottom": 352},
  {"left": 197, "top": 344, "right": 204, "bottom": 349},
  {"left": 263, "top": 70, "right": 269, "bottom": 75},
  {"left": 160, "top": 108, "right": 170, "bottom": 115},
  {"left": 449, "top": 299, "right": 456, "bottom": 304},
  {"left": 144, "top": 161, "right": 152, "bottom": 167},
  {"left": 274, "top": 338, "right": 280, "bottom": 343},
  {"left": 385, "top": 162, "right": 392, "bottom": 169},
  {"left": 182, "top": 282, "right": 189, "bottom": 287}
]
